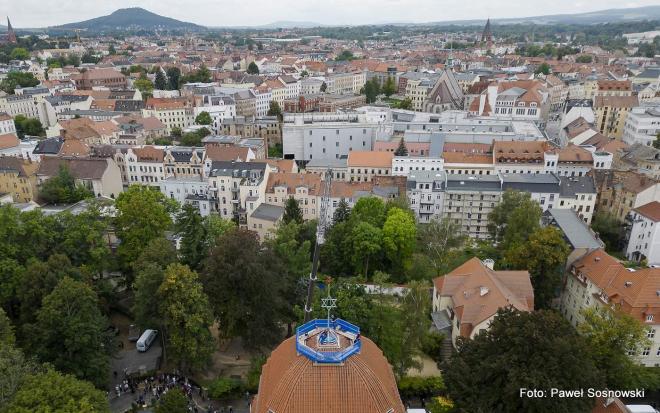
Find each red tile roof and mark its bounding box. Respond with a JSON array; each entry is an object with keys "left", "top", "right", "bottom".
[{"left": 634, "top": 201, "right": 660, "bottom": 222}]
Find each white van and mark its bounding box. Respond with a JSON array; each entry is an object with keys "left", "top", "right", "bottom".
[{"left": 136, "top": 329, "right": 158, "bottom": 352}]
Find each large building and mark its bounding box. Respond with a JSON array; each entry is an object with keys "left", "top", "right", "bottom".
[
  {"left": 71, "top": 68, "right": 127, "bottom": 90},
  {"left": 252, "top": 317, "right": 405, "bottom": 413},
  {"left": 623, "top": 106, "right": 660, "bottom": 147}
]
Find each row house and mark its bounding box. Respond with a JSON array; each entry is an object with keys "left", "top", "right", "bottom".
[
  {"left": 325, "top": 72, "right": 366, "bottom": 95},
  {"left": 347, "top": 151, "right": 393, "bottom": 182},
  {"left": 0, "top": 157, "right": 38, "bottom": 203},
  {"left": 114, "top": 146, "right": 165, "bottom": 187},
  {"left": 595, "top": 170, "right": 660, "bottom": 222},
  {"left": 163, "top": 147, "right": 205, "bottom": 179},
  {"left": 560, "top": 249, "right": 660, "bottom": 367},
  {"left": 265, "top": 172, "right": 322, "bottom": 221}
]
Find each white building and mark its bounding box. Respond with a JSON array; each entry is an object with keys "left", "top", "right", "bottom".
[
  {"left": 161, "top": 176, "right": 212, "bottom": 216},
  {"left": 623, "top": 106, "right": 660, "bottom": 147},
  {"left": 626, "top": 201, "right": 660, "bottom": 265},
  {"left": 392, "top": 156, "right": 444, "bottom": 176},
  {"left": 195, "top": 96, "right": 237, "bottom": 134}
]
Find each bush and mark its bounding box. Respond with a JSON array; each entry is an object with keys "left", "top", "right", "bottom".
[
  {"left": 397, "top": 375, "right": 445, "bottom": 399},
  {"left": 421, "top": 330, "right": 444, "bottom": 362},
  {"left": 245, "top": 355, "right": 267, "bottom": 393},
  {"left": 207, "top": 377, "right": 242, "bottom": 400},
  {"left": 427, "top": 396, "right": 455, "bottom": 413}
]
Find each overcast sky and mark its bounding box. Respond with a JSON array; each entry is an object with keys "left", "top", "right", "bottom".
[{"left": 3, "top": 0, "right": 659, "bottom": 28}]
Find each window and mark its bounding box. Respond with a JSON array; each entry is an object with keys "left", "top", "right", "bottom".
[
  {"left": 642, "top": 347, "right": 651, "bottom": 356},
  {"left": 648, "top": 315, "right": 655, "bottom": 322},
  {"left": 648, "top": 328, "right": 656, "bottom": 339}
]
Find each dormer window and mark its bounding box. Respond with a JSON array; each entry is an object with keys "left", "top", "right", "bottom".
[{"left": 647, "top": 314, "right": 655, "bottom": 323}]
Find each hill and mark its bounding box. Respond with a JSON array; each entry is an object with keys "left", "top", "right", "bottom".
[
  {"left": 428, "top": 6, "right": 660, "bottom": 26},
  {"left": 55, "top": 7, "right": 204, "bottom": 31}
]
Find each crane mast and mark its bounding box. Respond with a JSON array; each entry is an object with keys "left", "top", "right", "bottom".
[{"left": 303, "top": 169, "right": 332, "bottom": 322}]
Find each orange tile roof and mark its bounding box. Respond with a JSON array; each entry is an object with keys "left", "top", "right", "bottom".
[
  {"left": 634, "top": 201, "right": 660, "bottom": 222},
  {"left": 132, "top": 146, "right": 164, "bottom": 163},
  {"left": 0, "top": 133, "right": 20, "bottom": 150},
  {"left": 267, "top": 172, "right": 322, "bottom": 195},
  {"left": 434, "top": 258, "right": 533, "bottom": 338},
  {"left": 442, "top": 152, "right": 493, "bottom": 165},
  {"left": 205, "top": 146, "right": 250, "bottom": 162},
  {"left": 253, "top": 335, "right": 405, "bottom": 413},
  {"left": 347, "top": 151, "right": 393, "bottom": 168},
  {"left": 593, "top": 95, "right": 638, "bottom": 109},
  {"left": 557, "top": 144, "right": 593, "bottom": 163},
  {"left": 572, "top": 249, "right": 660, "bottom": 323},
  {"left": 493, "top": 141, "right": 550, "bottom": 163}
]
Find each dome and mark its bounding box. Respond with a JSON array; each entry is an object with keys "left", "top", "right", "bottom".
[{"left": 252, "top": 319, "right": 405, "bottom": 413}]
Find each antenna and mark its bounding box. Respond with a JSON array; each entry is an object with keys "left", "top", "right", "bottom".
[{"left": 303, "top": 168, "right": 333, "bottom": 322}]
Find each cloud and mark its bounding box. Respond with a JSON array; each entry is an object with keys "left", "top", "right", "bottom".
[{"left": 4, "top": 0, "right": 660, "bottom": 27}]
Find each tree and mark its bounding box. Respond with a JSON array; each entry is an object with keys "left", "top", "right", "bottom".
[
  {"left": 350, "top": 222, "right": 382, "bottom": 277},
  {"left": 351, "top": 196, "right": 386, "bottom": 227},
  {"left": 443, "top": 308, "right": 603, "bottom": 413},
  {"left": 132, "top": 238, "right": 177, "bottom": 329},
  {"left": 171, "top": 126, "right": 182, "bottom": 138},
  {"left": 9, "top": 48, "right": 30, "bottom": 61},
  {"left": 362, "top": 79, "right": 380, "bottom": 104},
  {"left": 166, "top": 67, "right": 181, "bottom": 90},
  {"left": 488, "top": 190, "right": 541, "bottom": 248},
  {"left": 0, "top": 344, "right": 43, "bottom": 409},
  {"left": 505, "top": 226, "right": 569, "bottom": 309},
  {"left": 0, "top": 72, "right": 39, "bottom": 94},
  {"left": 39, "top": 164, "right": 93, "bottom": 204},
  {"left": 204, "top": 214, "right": 236, "bottom": 250},
  {"left": 579, "top": 306, "right": 652, "bottom": 389},
  {"left": 158, "top": 264, "right": 215, "bottom": 372},
  {"left": 175, "top": 204, "right": 207, "bottom": 270},
  {"left": 575, "top": 55, "right": 593, "bottom": 63},
  {"left": 392, "top": 281, "right": 431, "bottom": 376},
  {"left": 202, "top": 229, "right": 285, "bottom": 349},
  {"left": 195, "top": 111, "right": 212, "bottom": 125},
  {"left": 591, "top": 211, "right": 626, "bottom": 252},
  {"left": 418, "top": 218, "right": 467, "bottom": 277},
  {"left": 155, "top": 387, "right": 189, "bottom": 413},
  {"left": 383, "top": 76, "right": 397, "bottom": 97},
  {"left": 114, "top": 186, "right": 177, "bottom": 273},
  {"left": 654, "top": 133, "right": 660, "bottom": 150},
  {"left": 55, "top": 207, "right": 110, "bottom": 274},
  {"left": 382, "top": 207, "right": 417, "bottom": 279},
  {"left": 247, "top": 61, "right": 259, "bottom": 74},
  {"left": 133, "top": 77, "right": 154, "bottom": 94},
  {"left": 29, "top": 277, "right": 111, "bottom": 387},
  {"left": 397, "top": 97, "right": 413, "bottom": 110},
  {"left": 0, "top": 308, "right": 15, "bottom": 347},
  {"left": 267, "top": 100, "right": 282, "bottom": 118},
  {"left": 394, "top": 137, "right": 408, "bottom": 156},
  {"left": 6, "top": 369, "right": 109, "bottom": 413},
  {"left": 335, "top": 50, "right": 355, "bottom": 61},
  {"left": 534, "top": 62, "right": 551, "bottom": 75},
  {"left": 13, "top": 114, "right": 45, "bottom": 138},
  {"left": 108, "top": 44, "right": 116, "bottom": 55},
  {"left": 320, "top": 81, "right": 327, "bottom": 92},
  {"left": 283, "top": 197, "right": 303, "bottom": 225},
  {"left": 332, "top": 199, "right": 351, "bottom": 224},
  {"left": 154, "top": 67, "right": 167, "bottom": 90}
]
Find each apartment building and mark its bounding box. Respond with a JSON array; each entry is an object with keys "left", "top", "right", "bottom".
[
  {"left": 626, "top": 201, "right": 660, "bottom": 265},
  {"left": 207, "top": 161, "right": 270, "bottom": 224},
  {"left": 265, "top": 172, "right": 322, "bottom": 221},
  {"left": 595, "top": 170, "right": 660, "bottom": 221},
  {"left": 37, "top": 157, "right": 123, "bottom": 199},
  {"left": 0, "top": 112, "right": 16, "bottom": 135},
  {"left": 0, "top": 157, "right": 38, "bottom": 202},
  {"left": 594, "top": 95, "right": 639, "bottom": 139},
  {"left": 623, "top": 106, "right": 660, "bottom": 147},
  {"left": 347, "top": 151, "right": 393, "bottom": 182},
  {"left": 161, "top": 175, "right": 212, "bottom": 216},
  {"left": 142, "top": 98, "right": 194, "bottom": 133},
  {"left": 560, "top": 249, "right": 660, "bottom": 367},
  {"left": 325, "top": 72, "right": 366, "bottom": 95},
  {"left": 163, "top": 147, "right": 205, "bottom": 179},
  {"left": 115, "top": 146, "right": 165, "bottom": 187},
  {"left": 71, "top": 68, "right": 127, "bottom": 90},
  {"left": 407, "top": 170, "right": 445, "bottom": 223},
  {"left": 594, "top": 80, "right": 633, "bottom": 98},
  {"left": 194, "top": 95, "right": 236, "bottom": 134}
]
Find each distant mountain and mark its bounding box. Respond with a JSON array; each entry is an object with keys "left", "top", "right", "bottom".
[
  {"left": 256, "top": 21, "right": 325, "bottom": 29},
  {"left": 54, "top": 7, "right": 204, "bottom": 31},
  {"left": 428, "top": 6, "right": 660, "bottom": 26}
]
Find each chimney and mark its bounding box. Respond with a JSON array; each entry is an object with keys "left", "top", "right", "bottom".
[
  {"left": 482, "top": 258, "right": 495, "bottom": 270},
  {"left": 480, "top": 286, "right": 490, "bottom": 296}
]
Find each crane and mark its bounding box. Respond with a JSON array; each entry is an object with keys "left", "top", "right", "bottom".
[{"left": 303, "top": 169, "right": 333, "bottom": 322}]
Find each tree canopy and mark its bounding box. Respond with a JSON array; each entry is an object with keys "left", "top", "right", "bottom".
[{"left": 38, "top": 165, "right": 92, "bottom": 204}]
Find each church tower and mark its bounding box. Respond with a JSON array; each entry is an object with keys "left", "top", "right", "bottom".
[
  {"left": 480, "top": 18, "right": 493, "bottom": 49},
  {"left": 7, "top": 17, "right": 17, "bottom": 43}
]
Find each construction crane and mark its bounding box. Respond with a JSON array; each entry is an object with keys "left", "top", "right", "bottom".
[{"left": 303, "top": 169, "right": 333, "bottom": 322}]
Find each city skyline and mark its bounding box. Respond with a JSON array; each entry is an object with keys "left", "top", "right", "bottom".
[{"left": 4, "top": 0, "right": 660, "bottom": 28}]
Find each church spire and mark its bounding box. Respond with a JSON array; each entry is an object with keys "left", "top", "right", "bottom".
[
  {"left": 6, "top": 17, "right": 17, "bottom": 43},
  {"left": 480, "top": 18, "right": 493, "bottom": 48}
]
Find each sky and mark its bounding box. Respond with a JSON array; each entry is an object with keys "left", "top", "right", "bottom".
[{"left": 2, "top": 0, "right": 659, "bottom": 28}]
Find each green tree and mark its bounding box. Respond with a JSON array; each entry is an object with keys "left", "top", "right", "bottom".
[
  {"left": 350, "top": 221, "right": 382, "bottom": 277},
  {"left": 0, "top": 307, "right": 15, "bottom": 347},
  {"left": 29, "top": 277, "right": 111, "bottom": 387},
  {"left": 382, "top": 76, "right": 397, "bottom": 97},
  {"left": 0, "top": 72, "right": 39, "bottom": 94},
  {"left": 39, "top": 164, "right": 93, "bottom": 204},
  {"left": 154, "top": 67, "right": 167, "bottom": 90},
  {"left": 362, "top": 79, "right": 380, "bottom": 104},
  {"left": 575, "top": 55, "right": 593, "bottom": 63},
  {"left": 13, "top": 114, "right": 45, "bottom": 138},
  {"left": 534, "top": 62, "right": 551, "bottom": 75},
  {"left": 171, "top": 126, "right": 182, "bottom": 138},
  {"left": 108, "top": 44, "right": 116, "bottom": 55},
  {"left": 204, "top": 214, "right": 236, "bottom": 249},
  {"left": 335, "top": 50, "right": 355, "bottom": 61},
  {"left": 9, "top": 48, "right": 30, "bottom": 60},
  {"left": 382, "top": 207, "right": 417, "bottom": 279},
  {"left": 591, "top": 211, "right": 626, "bottom": 252},
  {"left": 418, "top": 218, "right": 467, "bottom": 277},
  {"left": 0, "top": 344, "right": 43, "bottom": 409},
  {"left": 320, "top": 81, "right": 327, "bottom": 92},
  {"left": 133, "top": 77, "right": 154, "bottom": 94},
  {"left": 155, "top": 387, "right": 188, "bottom": 413},
  {"left": 175, "top": 204, "right": 207, "bottom": 270},
  {"left": 505, "top": 226, "right": 569, "bottom": 309},
  {"left": 396, "top": 97, "right": 413, "bottom": 110},
  {"left": 282, "top": 197, "right": 303, "bottom": 225},
  {"left": 392, "top": 281, "right": 431, "bottom": 376},
  {"left": 6, "top": 369, "right": 109, "bottom": 413},
  {"left": 443, "top": 308, "right": 603, "bottom": 413},
  {"left": 166, "top": 67, "right": 181, "bottom": 90},
  {"left": 394, "top": 137, "right": 408, "bottom": 156},
  {"left": 195, "top": 111, "right": 212, "bottom": 125},
  {"left": 332, "top": 199, "right": 351, "bottom": 224},
  {"left": 488, "top": 190, "right": 540, "bottom": 248},
  {"left": 202, "top": 229, "right": 285, "bottom": 349},
  {"left": 158, "top": 264, "right": 215, "bottom": 372},
  {"left": 351, "top": 196, "right": 386, "bottom": 227},
  {"left": 267, "top": 100, "right": 282, "bottom": 118},
  {"left": 132, "top": 237, "right": 177, "bottom": 329},
  {"left": 55, "top": 207, "right": 110, "bottom": 274},
  {"left": 247, "top": 61, "right": 259, "bottom": 74},
  {"left": 114, "top": 185, "right": 177, "bottom": 274},
  {"left": 654, "top": 133, "right": 660, "bottom": 150},
  {"left": 579, "top": 306, "right": 652, "bottom": 389}
]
